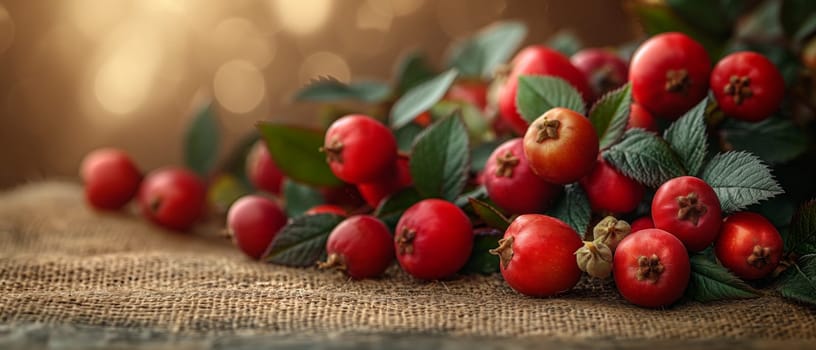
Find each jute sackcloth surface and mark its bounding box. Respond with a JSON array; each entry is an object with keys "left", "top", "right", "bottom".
[{"left": 0, "top": 181, "right": 814, "bottom": 340}]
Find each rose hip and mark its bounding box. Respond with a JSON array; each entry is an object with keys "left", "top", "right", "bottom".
[
  {"left": 570, "top": 48, "right": 628, "bottom": 99},
  {"left": 523, "top": 107, "right": 599, "bottom": 184},
  {"left": 319, "top": 215, "right": 395, "bottom": 279},
  {"left": 80, "top": 148, "right": 142, "bottom": 210},
  {"left": 579, "top": 158, "right": 644, "bottom": 214},
  {"left": 483, "top": 138, "right": 560, "bottom": 215},
  {"left": 227, "top": 195, "right": 288, "bottom": 259},
  {"left": 246, "top": 140, "right": 285, "bottom": 194},
  {"left": 357, "top": 155, "right": 413, "bottom": 208},
  {"left": 651, "top": 176, "right": 722, "bottom": 252},
  {"left": 626, "top": 103, "right": 658, "bottom": 132},
  {"left": 322, "top": 114, "right": 397, "bottom": 184},
  {"left": 138, "top": 167, "right": 206, "bottom": 231},
  {"left": 710, "top": 51, "right": 784, "bottom": 122},
  {"left": 715, "top": 212, "right": 783, "bottom": 280},
  {"left": 630, "top": 216, "right": 655, "bottom": 233}
]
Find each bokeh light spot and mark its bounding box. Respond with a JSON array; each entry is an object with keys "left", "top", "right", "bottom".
[
  {"left": 0, "top": 4, "right": 14, "bottom": 55},
  {"left": 214, "top": 60, "right": 266, "bottom": 114},
  {"left": 270, "top": 0, "right": 332, "bottom": 35},
  {"left": 212, "top": 17, "right": 275, "bottom": 68}
]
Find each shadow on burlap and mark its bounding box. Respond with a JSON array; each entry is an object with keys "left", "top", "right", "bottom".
[{"left": 0, "top": 181, "right": 814, "bottom": 341}]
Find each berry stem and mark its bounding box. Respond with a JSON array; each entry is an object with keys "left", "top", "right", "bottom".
[
  {"left": 317, "top": 253, "right": 347, "bottom": 271},
  {"left": 320, "top": 138, "right": 344, "bottom": 163},
  {"left": 489, "top": 236, "right": 515, "bottom": 269},
  {"left": 396, "top": 227, "right": 416, "bottom": 255}
]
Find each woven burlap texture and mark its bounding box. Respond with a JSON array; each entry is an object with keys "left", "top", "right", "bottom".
[{"left": 0, "top": 181, "right": 814, "bottom": 339}]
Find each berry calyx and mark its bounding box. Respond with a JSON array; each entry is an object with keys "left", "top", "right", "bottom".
[
  {"left": 322, "top": 114, "right": 397, "bottom": 184},
  {"left": 676, "top": 192, "right": 706, "bottom": 225},
  {"left": 635, "top": 254, "right": 665, "bottom": 283},
  {"left": 319, "top": 215, "right": 394, "bottom": 279},
  {"left": 227, "top": 195, "right": 287, "bottom": 259},
  {"left": 489, "top": 236, "right": 514, "bottom": 269},
  {"left": 80, "top": 148, "right": 142, "bottom": 211}
]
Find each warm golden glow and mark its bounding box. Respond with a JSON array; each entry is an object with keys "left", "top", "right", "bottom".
[
  {"left": 65, "top": 0, "right": 128, "bottom": 39},
  {"left": 0, "top": 4, "right": 13, "bottom": 55},
  {"left": 298, "top": 51, "right": 351, "bottom": 84},
  {"left": 357, "top": 2, "right": 393, "bottom": 31},
  {"left": 368, "top": 0, "right": 426, "bottom": 17},
  {"left": 269, "top": 0, "right": 333, "bottom": 35},
  {"left": 214, "top": 60, "right": 267, "bottom": 114},
  {"left": 212, "top": 17, "right": 276, "bottom": 68}
]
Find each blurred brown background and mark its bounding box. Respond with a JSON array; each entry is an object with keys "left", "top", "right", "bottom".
[{"left": 0, "top": 0, "right": 637, "bottom": 188}]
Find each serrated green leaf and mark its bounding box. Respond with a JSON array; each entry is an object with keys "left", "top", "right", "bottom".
[
  {"left": 283, "top": 179, "right": 324, "bottom": 217},
  {"left": 447, "top": 21, "right": 527, "bottom": 79},
  {"left": 469, "top": 198, "right": 511, "bottom": 231},
  {"left": 603, "top": 129, "right": 686, "bottom": 188},
  {"left": 471, "top": 140, "right": 502, "bottom": 173},
  {"left": 394, "top": 123, "right": 424, "bottom": 152},
  {"left": 788, "top": 200, "right": 816, "bottom": 255},
  {"left": 547, "top": 184, "right": 590, "bottom": 236},
  {"left": 410, "top": 116, "right": 470, "bottom": 201},
  {"left": 390, "top": 69, "right": 459, "bottom": 129},
  {"left": 700, "top": 151, "right": 784, "bottom": 212},
  {"left": 375, "top": 187, "right": 422, "bottom": 232},
  {"left": 294, "top": 79, "right": 391, "bottom": 103},
  {"left": 664, "top": 98, "right": 708, "bottom": 176},
  {"left": 394, "top": 51, "right": 437, "bottom": 94},
  {"left": 263, "top": 213, "right": 344, "bottom": 267},
  {"left": 685, "top": 254, "right": 759, "bottom": 303},
  {"left": 256, "top": 123, "right": 342, "bottom": 187},
  {"left": 589, "top": 84, "right": 631, "bottom": 149},
  {"left": 184, "top": 103, "right": 220, "bottom": 176},
  {"left": 460, "top": 229, "right": 502, "bottom": 275},
  {"left": 776, "top": 254, "right": 816, "bottom": 306},
  {"left": 721, "top": 117, "right": 808, "bottom": 164},
  {"left": 516, "top": 75, "right": 586, "bottom": 123}
]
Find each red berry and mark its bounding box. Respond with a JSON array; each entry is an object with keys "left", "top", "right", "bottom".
[
  {"left": 629, "top": 32, "right": 711, "bottom": 119},
  {"left": 319, "top": 215, "right": 395, "bottom": 279},
  {"left": 651, "top": 176, "right": 722, "bottom": 252},
  {"left": 394, "top": 199, "right": 473, "bottom": 280},
  {"left": 323, "top": 114, "right": 397, "bottom": 184},
  {"left": 715, "top": 212, "right": 783, "bottom": 280},
  {"left": 227, "top": 195, "right": 287, "bottom": 259},
  {"left": 80, "top": 148, "right": 142, "bottom": 210},
  {"left": 445, "top": 80, "right": 488, "bottom": 110},
  {"left": 414, "top": 111, "right": 433, "bottom": 128},
  {"left": 321, "top": 184, "right": 366, "bottom": 208},
  {"left": 710, "top": 51, "right": 784, "bottom": 122},
  {"left": 499, "top": 46, "right": 592, "bottom": 135},
  {"left": 579, "top": 158, "right": 644, "bottom": 214},
  {"left": 305, "top": 204, "right": 347, "bottom": 216},
  {"left": 491, "top": 214, "right": 583, "bottom": 297},
  {"left": 357, "top": 155, "right": 413, "bottom": 208},
  {"left": 138, "top": 167, "right": 206, "bottom": 231},
  {"left": 613, "top": 228, "right": 691, "bottom": 308},
  {"left": 523, "top": 107, "right": 599, "bottom": 184},
  {"left": 246, "top": 140, "right": 285, "bottom": 194},
  {"left": 626, "top": 103, "right": 658, "bottom": 132},
  {"left": 630, "top": 216, "right": 655, "bottom": 233},
  {"left": 570, "top": 48, "right": 628, "bottom": 99},
  {"left": 483, "top": 138, "right": 560, "bottom": 215}
]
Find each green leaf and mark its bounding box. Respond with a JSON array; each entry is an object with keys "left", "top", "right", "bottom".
[
  {"left": 447, "top": 21, "right": 527, "bottom": 79},
  {"left": 781, "top": 0, "right": 816, "bottom": 40},
  {"left": 394, "top": 123, "right": 424, "bottom": 152},
  {"left": 721, "top": 117, "right": 808, "bottom": 164},
  {"left": 390, "top": 69, "right": 459, "bottom": 129},
  {"left": 776, "top": 254, "right": 816, "bottom": 306},
  {"left": 455, "top": 186, "right": 488, "bottom": 210},
  {"left": 602, "top": 129, "right": 686, "bottom": 188},
  {"left": 788, "top": 200, "right": 816, "bottom": 255},
  {"left": 256, "top": 123, "right": 342, "bottom": 187},
  {"left": 663, "top": 98, "right": 708, "bottom": 176},
  {"left": 666, "top": 0, "right": 732, "bottom": 38},
  {"left": 589, "top": 83, "right": 631, "bottom": 149},
  {"left": 184, "top": 103, "right": 220, "bottom": 176},
  {"left": 700, "top": 151, "right": 784, "bottom": 212},
  {"left": 394, "top": 51, "right": 436, "bottom": 94},
  {"left": 547, "top": 30, "right": 582, "bottom": 57},
  {"left": 283, "top": 179, "right": 324, "bottom": 217},
  {"left": 410, "top": 115, "right": 470, "bottom": 201},
  {"left": 685, "top": 254, "right": 759, "bottom": 303},
  {"left": 263, "top": 213, "right": 344, "bottom": 267},
  {"left": 374, "top": 187, "right": 422, "bottom": 231},
  {"left": 632, "top": 2, "right": 724, "bottom": 58},
  {"left": 547, "top": 184, "right": 590, "bottom": 236},
  {"left": 460, "top": 229, "right": 502, "bottom": 275},
  {"left": 516, "top": 75, "right": 586, "bottom": 123},
  {"left": 294, "top": 78, "right": 391, "bottom": 103},
  {"left": 469, "top": 198, "right": 511, "bottom": 231},
  {"left": 470, "top": 140, "right": 502, "bottom": 173}
]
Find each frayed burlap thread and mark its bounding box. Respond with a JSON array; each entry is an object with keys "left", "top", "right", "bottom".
[{"left": 0, "top": 182, "right": 814, "bottom": 339}]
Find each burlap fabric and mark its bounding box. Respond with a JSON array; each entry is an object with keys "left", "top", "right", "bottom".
[{"left": 1, "top": 181, "right": 814, "bottom": 340}]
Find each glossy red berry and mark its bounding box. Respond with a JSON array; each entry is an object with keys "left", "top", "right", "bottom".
[
  {"left": 322, "top": 114, "right": 397, "bottom": 184},
  {"left": 499, "top": 46, "right": 592, "bottom": 135},
  {"left": 445, "top": 80, "right": 488, "bottom": 110},
  {"left": 138, "top": 167, "right": 206, "bottom": 231},
  {"left": 413, "top": 111, "right": 433, "bottom": 128},
  {"left": 483, "top": 138, "right": 560, "bottom": 215},
  {"left": 630, "top": 217, "right": 655, "bottom": 233},
  {"left": 319, "top": 215, "right": 395, "bottom": 279},
  {"left": 305, "top": 204, "right": 347, "bottom": 216},
  {"left": 715, "top": 212, "right": 783, "bottom": 280},
  {"left": 629, "top": 32, "right": 711, "bottom": 119},
  {"left": 246, "top": 140, "right": 285, "bottom": 194},
  {"left": 579, "top": 158, "right": 644, "bottom": 214},
  {"left": 523, "top": 107, "right": 599, "bottom": 184},
  {"left": 490, "top": 214, "right": 583, "bottom": 297},
  {"left": 570, "top": 48, "right": 628, "bottom": 99},
  {"left": 227, "top": 195, "right": 287, "bottom": 259},
  {"left": 80, "top": 148, "right": 142, "bottom": 210},
  {"left": 357, "top": 155, "right": 412, "bottom": 208},
  {"left": 651, "top": 176, "right": 722, "bottom": 252},
  {"left": 394, "top": 199, "right": 473, "bottom": 280},
  {"left": 613, "top": 228, "right": 691, "bottom": 308},
  {"left": 626, "top": 103, "right": 658, "bottom": 132},
  {"left": 710, "top": 51, "right": 784, "bottom": 122}
]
